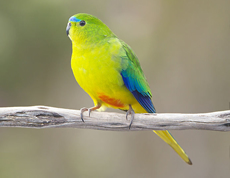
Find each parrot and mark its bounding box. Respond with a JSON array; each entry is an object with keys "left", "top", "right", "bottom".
[{"left": 66, "top": 13, "right": 192, "bottom": 165}]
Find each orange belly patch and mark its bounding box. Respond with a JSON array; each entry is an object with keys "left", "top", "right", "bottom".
[{"left": 98, "top": 94, "right": 125, "bottom": 108}]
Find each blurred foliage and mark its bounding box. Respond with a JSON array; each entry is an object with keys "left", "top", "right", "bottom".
[{"left": 0, "top": 0, "right": 230, "bottom": 178}]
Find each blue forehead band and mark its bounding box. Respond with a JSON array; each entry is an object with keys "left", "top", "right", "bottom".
[{"left": 69, "top": 16, "right": 81, "bottom": 22}]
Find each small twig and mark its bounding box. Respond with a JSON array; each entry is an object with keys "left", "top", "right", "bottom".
[{"left": 0, "top": 106, "right": 229, "bottom": 131}]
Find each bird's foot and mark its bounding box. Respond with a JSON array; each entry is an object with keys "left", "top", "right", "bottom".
[
  {"left": 80, "top": 104, "right": 101, "bottom": 122},
  {"left": 126, "top": 105, "right": 135, "bottom": 129},
  {"left": 80, "top": 107, "right": 88, "bottom": 122}
]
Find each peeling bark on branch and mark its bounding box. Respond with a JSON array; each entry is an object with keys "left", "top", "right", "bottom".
[{"left": 0, "top": 106, "right": 230, "bottom": 131}]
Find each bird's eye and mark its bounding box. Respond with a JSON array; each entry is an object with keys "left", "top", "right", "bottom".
[{"left": 79, "top": 20, "right": 86, "bottom": 26}]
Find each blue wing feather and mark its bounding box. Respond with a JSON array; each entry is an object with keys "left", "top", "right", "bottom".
[{"left": 121, "top": 72, "right": 156, "bottom": 113}]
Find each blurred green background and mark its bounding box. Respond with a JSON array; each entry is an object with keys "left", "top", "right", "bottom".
[{"left": 0, "top": 0, "right": 230, "bottom": 177}]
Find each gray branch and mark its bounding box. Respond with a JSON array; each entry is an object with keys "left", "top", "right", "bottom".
[{"left": 0, "top": 106, "right": 230, "bottom": 131}]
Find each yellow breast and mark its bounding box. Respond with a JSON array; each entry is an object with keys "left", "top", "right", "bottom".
[{"left": 71, "top": 38, "right": 137, "bottom": 110}]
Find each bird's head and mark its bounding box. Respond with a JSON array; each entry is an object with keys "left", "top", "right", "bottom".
[{"left": 66, "top": 13, "right": 115, "bottom": 45}]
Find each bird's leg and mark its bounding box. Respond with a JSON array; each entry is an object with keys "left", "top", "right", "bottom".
[
  {"left": 126, "top": 105, "right": 135, "bottom": 129},
  {"left": 80, "top": 103, "right": 101, "bottom": 122},
  {"left": 88, "top": 103, "right": 101, "bottom": 117}
]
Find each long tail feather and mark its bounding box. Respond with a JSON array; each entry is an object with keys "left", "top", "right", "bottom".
[{"left": 153, "top": 130, "right": 192, "bottom": 165}]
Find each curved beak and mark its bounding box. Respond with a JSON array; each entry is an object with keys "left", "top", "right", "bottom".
[{"left": 66, "top": 22, "right": 71, "bottom": 36}]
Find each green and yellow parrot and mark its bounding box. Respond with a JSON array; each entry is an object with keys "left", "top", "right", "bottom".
[{"left": 66, "top": 13, "right": 192, "bottom": 165}]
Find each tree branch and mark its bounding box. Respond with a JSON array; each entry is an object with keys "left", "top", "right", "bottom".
[{"left": 0, "top": 106, "right": 229, "bottom": 131}]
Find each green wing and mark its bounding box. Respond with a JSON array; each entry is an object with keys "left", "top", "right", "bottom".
[{"left": 119, "top": 40, "right": 156, "bottom": 113}]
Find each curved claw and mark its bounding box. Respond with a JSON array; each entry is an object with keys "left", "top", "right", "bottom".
[
  {"left": 80, "top": 107, "right": 88, "bottom": 122},
  {"left": 126, "top": 105, "right": 135, "bottom": 129},
  {"left": 88, "top": 108, "right": 92, "bottom": 117},
  {"left": 80, "top": 104, "right": 102, "bottom": 122}
]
